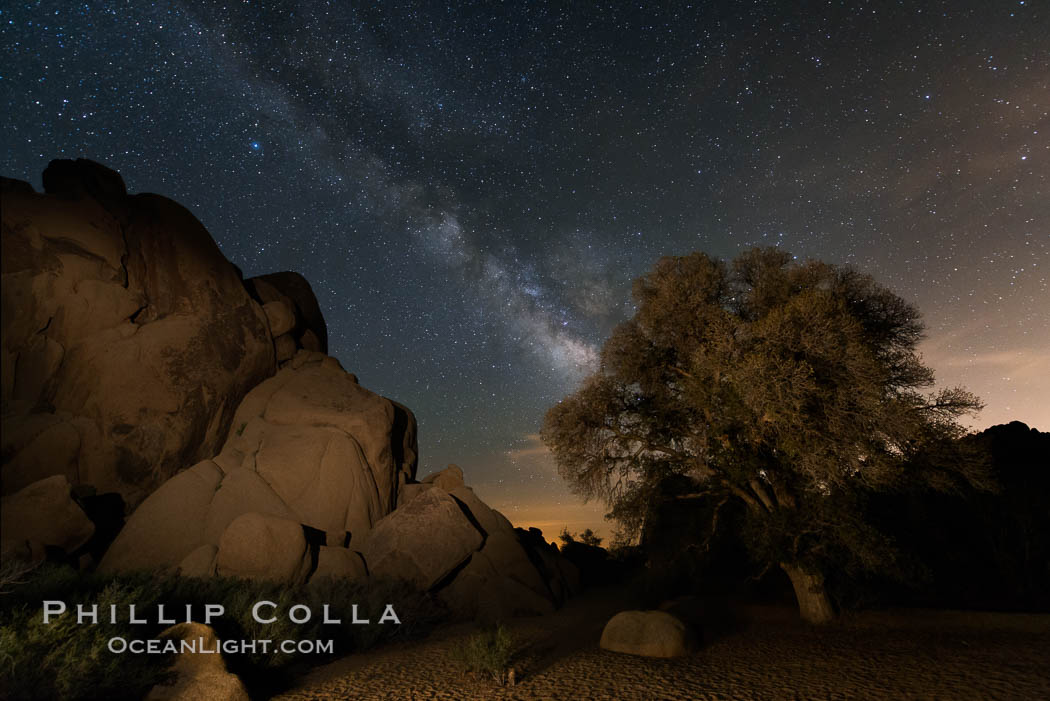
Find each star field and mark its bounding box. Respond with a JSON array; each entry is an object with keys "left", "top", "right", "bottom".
[{"left": 2, "top": 1, "right": 1047, "bottom": 538}]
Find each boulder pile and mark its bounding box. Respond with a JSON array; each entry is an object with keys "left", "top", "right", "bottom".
[
  {"left": 99, "top": 350, "right": 416, "bottom": 582},
  {"left": 2, "top": 159, "right": 577, "bottom": 621},
  {"left": 246, "top": 271, "right": 329, "bottom": 363},
  {"left": 364, "top": 465, "right": 581, "bottom": 619}
]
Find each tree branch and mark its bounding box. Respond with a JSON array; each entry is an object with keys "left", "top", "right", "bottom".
[
  {"left": 770, "top": 480, "right": 797, "bottom": 509},
  {"left": 667, "top": 364, "right": 694, "bottom": 379},
  {"left": 692, "top": 494, "right": 730, "bottom": 556},
  {"left": 749, "top": 478, "right": 776, "bottom": 513},
  {"left": 725, "top": 481, "right": 763, "bottom": 513},
  {"left": 603, "top": 424, "right": 682, "bottom": 461}
]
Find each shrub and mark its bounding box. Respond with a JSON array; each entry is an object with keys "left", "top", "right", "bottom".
[
  {"left": 451, "top": 624, "right": 514, "bottom": 685},
  {"left": 0, "top": 575, "right": 175, "bottom": 701},
  {"left": 0, "top": 558, "right": 39, "bottom": 595}
]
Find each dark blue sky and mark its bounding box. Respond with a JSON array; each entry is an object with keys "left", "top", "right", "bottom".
[{"left": 3, "top": 1, "right": 1047, "bottom": 537}]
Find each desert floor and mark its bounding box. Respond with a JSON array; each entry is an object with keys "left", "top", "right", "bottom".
[{"left": 271, "top": 588, "right": 1050, "bottom": 701}]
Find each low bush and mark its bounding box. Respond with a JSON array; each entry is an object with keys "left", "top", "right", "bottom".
[
  {"left": 0, "top": 574, "right": 175, "bottom": 701},
  {"left": 451, "top": 623, "right": 514, "bottom": 685}
]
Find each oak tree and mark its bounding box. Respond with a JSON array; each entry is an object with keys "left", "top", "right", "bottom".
[{"left": 542, "top": 248, "right": 983, "bottom": 622}]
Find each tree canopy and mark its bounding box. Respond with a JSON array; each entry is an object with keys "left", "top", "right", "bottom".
[{"left": 541, "top": 248, "right": 984, "bottom": 622}]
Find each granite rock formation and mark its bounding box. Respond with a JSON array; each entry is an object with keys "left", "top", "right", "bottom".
[
  {"left": 1, "top": 160, "right": 274, "bottom": 505},
  {"left": 359, "top": 488, "right": 484, "bottom": 590},
  {"left": 99, "top": 350, "right": 417, "bottom": 579},
  {"left": 368, "top": 469, "right": 581, "bottom": 619},
  {"left": 2, "top": 159, "right": 577, "bottom": 619},
  {"left": 246, "top": 271, "right": 329, "bottom": 360}
]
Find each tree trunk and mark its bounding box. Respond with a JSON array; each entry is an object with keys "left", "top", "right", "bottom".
[{"left": 780, "top": 562, "right": 835, "bottom": 624}]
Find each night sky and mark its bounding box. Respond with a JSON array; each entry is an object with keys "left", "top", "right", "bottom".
[{"left": 3, "top": 1, "right": 1047, "bottom": 539}]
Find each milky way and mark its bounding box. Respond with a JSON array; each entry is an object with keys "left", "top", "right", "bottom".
[{"left": 3, "top": 1, "right": 1047, "bottom": 538}]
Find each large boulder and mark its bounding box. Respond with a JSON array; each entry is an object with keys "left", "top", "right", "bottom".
[
  {"left": 218, "top": 351, "right": 413, "bottom": 540},
  {"left": 556, "top": 556, "right": 583, "bottom": 598},
  {"left": 448, "top": 485, "right": 513, "bottom": 535},
  {"left": 177, "top": 544, "right": 217, "bottom": 578},
  {"left": 438, "top": 550, "right": 505, "bottom": 621},
  {"left": 439, "top": 549, "right": 557, "bottom": 623},
  {"left": 246, "top": 271, "right": 328, "bottom": 356},
  {"left": 98, "top": 461, "right": 223, "bottom": 573},
  {"left": 406, "top": 482, "right": 579, "bottom": 620},
  {"left": 359, "top": 488, "right": 482, "bottom": 590},
  {"left": 599, "top": 610, "right": 697, "bottom": 658},
  {"left": 479, "top": 530, "right": 550, "bottom": 598},
  {"left": 477, "top": 530, "right": 570, "bottom": 614},
  {"left": 215, "top": 512, "right": 310, "bottom": 583},
  {"left": 146, "top": 623, "right": 250, "bottom": 701},
  {"left": 99, "top": 352, "right": 416, "bottom": 580},
  {"left": 1, "top": 161, "right": 274, "bottom": 504},
  {"left": 0, "top": 474, "right": 94, "bottom": 563},
  {"left": 261, "top": 300, "right": 296, "bottom": 338},
  {"left": 312, "top": 546, "right": 368, "bottom": 582},
  {"left": 421, "top": 464, "right": 464, "bottom": 491},
  {"left": 397, "top": 481, "right": 434, "bottom": 508}
]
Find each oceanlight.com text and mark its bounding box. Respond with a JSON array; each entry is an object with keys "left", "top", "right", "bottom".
[{"left": 107, "top": 636, "right": 335, "bottom": 655}]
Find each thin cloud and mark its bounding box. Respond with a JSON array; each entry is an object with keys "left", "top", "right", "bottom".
[{"left": 506, "top": 433, "right": 551, "bottom": 461}]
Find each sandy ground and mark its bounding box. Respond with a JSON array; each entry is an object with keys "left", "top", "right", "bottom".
[{"left": 270, "top": 589, "right": 1050, "bottom": 701}]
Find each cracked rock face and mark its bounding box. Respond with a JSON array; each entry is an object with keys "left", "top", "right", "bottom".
[
  {"left": 98, "top": 351, "right": 418, "bottom": 581},
  {"left": 359, "top": 488, "right": 484, "bottom": 590},
  {"left": 369, "top": 476, "right": 580, "bottom": 620},
  {"left": 0, "top": 161, "right": 275, "bottom": 505}
]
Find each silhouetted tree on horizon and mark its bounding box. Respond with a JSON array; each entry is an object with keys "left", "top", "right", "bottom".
[
  {"left": 560, "top": 527, "right": 603, "bottom": 548},
  {"left": 542, "top": 248, "right": 986, "bottom": 623}
]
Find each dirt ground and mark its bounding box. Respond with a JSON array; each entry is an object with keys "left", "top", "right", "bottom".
[{"left": 270, "top": 589, "right": 1050, "bottom": 701}]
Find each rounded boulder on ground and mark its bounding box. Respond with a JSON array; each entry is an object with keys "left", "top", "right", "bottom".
[
  {"left": 599, "top": 610, "right": 697, "bottom": 658},
  {"left": 146, "top": 622, "right": 249, "bottom": 701}
]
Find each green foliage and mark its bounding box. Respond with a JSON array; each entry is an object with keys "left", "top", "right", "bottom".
[
  {"left": 451, "top": 623, "right": 514, "bottom": 685},
  {"left": 0, "top": 564, "right": 445, "bottom": 700},
  {"left": 542, "top": 248, "right": 985, "bottom": 614},
  {"left": 0, "top": 571, "right": 174, "bottom": 701}
]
